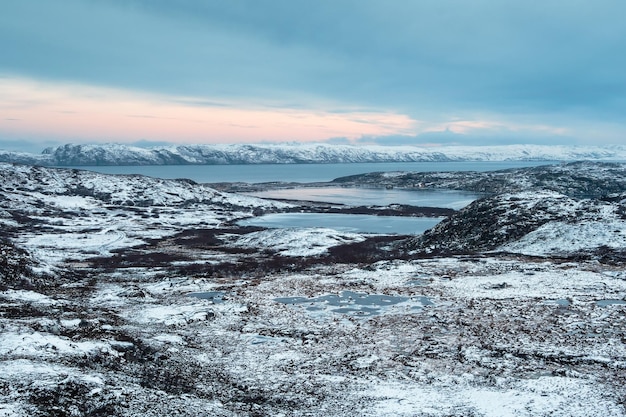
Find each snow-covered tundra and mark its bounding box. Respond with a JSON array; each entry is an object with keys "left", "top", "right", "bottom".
[{"left": 1, "top": 162, "right": 625, "bottom": 416}]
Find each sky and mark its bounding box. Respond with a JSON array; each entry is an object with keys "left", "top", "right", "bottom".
[{"left": 1, "top": 0, "right": 625, "bottom": 152}]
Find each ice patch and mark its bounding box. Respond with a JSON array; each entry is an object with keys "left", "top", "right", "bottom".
[
  {"left": 501, "top": 219, "right": 626, "bottom": 256},
  {"left": 0, "top": 359, "right": 75, "bottom": 378},
  {"left": 365, "top": 376, "right": 624, "bottom": 416},
  {"left": 153, "top": 334, "right": 186, "bottom": 345},
  {"left": 0, "top": 290, "right": 57, "bottom": 305},
  {"left": 343, "top": 261, "right": 424, "bottom": 288},
  {"left": 134, "top": 304, "right": 215, "bottom": 326},
  {"left": 19, "top": 229, "right": 143, "bottom": 264},
  {"left": 0, "top": 332, "right": 111, "bottom": 357},
  {"left": 275, "top": 290, "right": 432, "bottom": 318},
  {"left": 232, "top": 228, "right": 365, "bottom": 256},
  {"left": 432, "top": 268, "right": 626, "bottom": 300}
]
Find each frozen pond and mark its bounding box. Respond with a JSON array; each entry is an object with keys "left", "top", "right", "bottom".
[
  {"left": 246, "top": 187, "right": 478, "bottom": 210},
  {"left": 275, "top": 291, "right": 433, "bottom": 317},
  {"left": 596, "top": 299, "right": 626, "bottom": 307},
  {"left": 188, "top": 291, "right": 225, "bottom": 303},
  {"left": 237, "top": 213, "right": 443, "bottom": 235}
]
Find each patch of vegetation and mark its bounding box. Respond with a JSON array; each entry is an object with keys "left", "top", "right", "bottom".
[
  {"left": 326, "top": 235, "right": 408, "bottom": 263},
  {"left": 89, "top": 251, "right": 192, "bottom": 270},
  {"left": 26, "top": 377, "right": 120, "bottom": 417},
  {"left": 171, "top": 227, "right": 264, "bottom": 248},
  {"left": 0, "top": 239, "right": 39, "bottom": 291}
]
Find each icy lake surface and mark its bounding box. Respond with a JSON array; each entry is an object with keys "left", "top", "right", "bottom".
[
  {"left": 237, "top": 213, "right": 443, "bottom": 234},
  {"left": 275, "top": 291, "right": 434, "bottom": 317},
  {"left": 188, "top": 291, "right": 225, "bottom": 303},
  {"left": 246, "top": 187, "right": 478, "bottom": 209},
  {"left": 73, "top": 161, "right": 534, "bottom": 234}
]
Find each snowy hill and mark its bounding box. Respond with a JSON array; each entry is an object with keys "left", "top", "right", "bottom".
[
  {"left": 0, "top": 163, "right": 290, "bottom": 272},
  {"left": 334, "top": 161, "right": 626, "bottom": 197},
  {"left": 2, "top": 143, "right": 626, "bottom": 166},
  {"left": 0, "top": 163, "right": 279, "bottom": 209},
  {"left": 381, "top": 162, "right": 626, "bottom": 257},
  {"left": 410, "top": 190, "right": 626, "bottom": 256}
]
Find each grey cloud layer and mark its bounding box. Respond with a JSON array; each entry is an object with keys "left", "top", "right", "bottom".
[{"left": 1, "top": 0, "right": 625, "bottom": 129}]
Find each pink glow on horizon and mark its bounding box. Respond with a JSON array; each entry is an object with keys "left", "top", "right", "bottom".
[
  {"left": 0, "top": 77, "right": 418, "bottom": 143},
  {"left": 422, "top": 119, "right": 569, "bottom": 137}
]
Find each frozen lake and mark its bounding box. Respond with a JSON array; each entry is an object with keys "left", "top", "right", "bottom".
[
  {"left": 237, "top": 212, "right": 443, "bottom": 235},
  {"left": 72, "top": 161, "right": 513, "bottom": 234},
  {"left": 275, "top": 291, "right": 434, "bottom": 317},
  {"left": 246, "top": 187, "right": 478, "bottom": 209}
]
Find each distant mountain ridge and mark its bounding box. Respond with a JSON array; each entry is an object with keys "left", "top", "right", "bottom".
[{"left": 2, "top": 143, "right": 626, "bottom": 166}]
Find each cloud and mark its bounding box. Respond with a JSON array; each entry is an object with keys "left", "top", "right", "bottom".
[
  {"left": 0, "top": 77, "right": 418, "bottom": 145},
  {"left": 355, "top": 116, "right": 578, "bottom": 146},
  {"left": 0, "top": 138, "right": 63, "bottom": 154},
  {"left": 357, "top": 131, "right": 577, "bottom": 147},
  {"left": 1, "top": 1, "right": 625, "bottom": 147},
  {"left": 129, "top": 139, "right": 176, "bottom": 148}
]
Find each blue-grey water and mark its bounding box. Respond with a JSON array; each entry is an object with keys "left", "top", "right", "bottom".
[
  {"left": 596, "top": 299, "right": 626, "bottom": 307},
  {"left": 71, "top": 161, "right": 542, "bottom": 234},
  {"left": 69, "top": 160, "right": 556, "bottom": 183},
  {"left": 188, "top": 291, "right": 225, "bottom": 303},
  {"left": 237, "top": 213, "right": 443, "bottom": 234},
  {"left": 246, "top": 187, "right": 477, "bottom": 209}
]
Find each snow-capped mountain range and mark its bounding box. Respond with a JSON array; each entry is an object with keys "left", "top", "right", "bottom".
[{"left": 2, "top": 143, "right": 626, "bottom": 166}]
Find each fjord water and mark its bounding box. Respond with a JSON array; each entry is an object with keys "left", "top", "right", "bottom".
[
  {"left": 73, "top": 161, "right": 554, "bottom": 235},
  {"left": 72, "top": 160, "right": 555, "bottom": 183}
]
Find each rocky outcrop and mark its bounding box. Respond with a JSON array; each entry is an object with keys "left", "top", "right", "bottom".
[
  {"left": 408, "top": 192, "right": 580, "bottom": 253},
  {"left": 335, "top": 161, "right": 626, "bottom": 198},
  {"left": 0, "top": 240, "right": 38, "bottom": 290}
]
